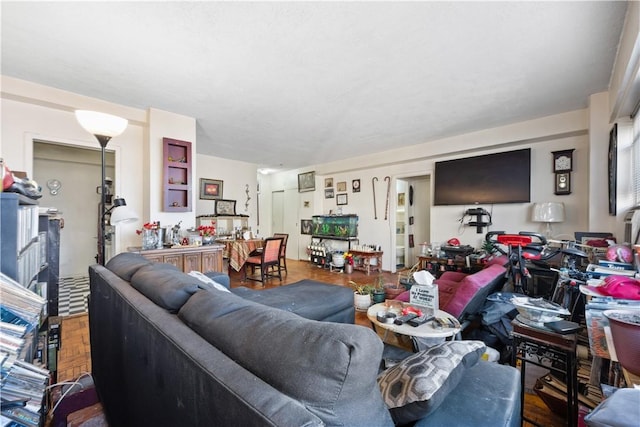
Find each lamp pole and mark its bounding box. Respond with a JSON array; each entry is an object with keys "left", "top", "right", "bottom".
[
  {"left": 96, "top": 135, "right": 112, "bottom": 265},
  {"left": 75, "top": 110, "right": 128, "bottom": 265}
]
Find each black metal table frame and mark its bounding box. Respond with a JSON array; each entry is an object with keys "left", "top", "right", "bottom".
[{"left": 511, "top": 319, "right": 578, "bottom": 427}]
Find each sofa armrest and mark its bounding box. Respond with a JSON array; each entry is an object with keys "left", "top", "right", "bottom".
[{"left": 204, "top": 271, "right": 231, "bottom": 289}]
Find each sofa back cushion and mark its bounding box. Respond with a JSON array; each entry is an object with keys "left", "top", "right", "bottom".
[
  {"left": 178, "top": 290, "right": 394, "bottom": 427},
  {"left": 130, "top": 265, "right": 206, "bottom": 312},
  {"left": 443, "top": 264, "right": 506, "bottom": 318},
  {"left": 105, "top": 252, "right": 153, "bottom": 281}
]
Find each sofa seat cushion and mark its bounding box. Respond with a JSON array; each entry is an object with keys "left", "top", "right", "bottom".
[
  {"left": 178, "top": 289, "right": 393, "bottom": 427},
  {"left": 130, "top": 265, "right": 207, "bottom": 312},
  {"left": 414, "top": 361, "right": 521, "bottom": 427},
  {"left": 377, "top": 340, "right": 486, "bottom": 425},
  {"left": 230, "top": 279, "right": 355, "bottom": 322}
]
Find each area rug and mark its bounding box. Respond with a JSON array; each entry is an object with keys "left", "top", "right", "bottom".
[{"left": 58, "top": 276, "right": 90, "bottom": 316}]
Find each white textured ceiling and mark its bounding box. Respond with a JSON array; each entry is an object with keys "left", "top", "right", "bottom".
[{"left": 1, "top": 1, "right": 628, "bottom": 171}]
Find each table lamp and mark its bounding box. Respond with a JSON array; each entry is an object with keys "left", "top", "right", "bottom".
[{"left": 532, "top": 202, "right": 565, "bottom": 238}]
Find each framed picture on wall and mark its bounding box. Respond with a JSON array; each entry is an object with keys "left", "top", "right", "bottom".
[
  {"left": 325, "top": 188, "right": 334, "bottom": 199},
  {"left": 336, "top": 193, "right": 348, "bottom": 205},
  {"left": 352, "top": 179, "right": 361, "bottom": 192},
  {"left": 298, "top": 171, "right": 316, "bottom": 193},
  {"left": 325, "top": 177, "right": 333, "bottom": 188},
  {"left": 199, "top": 178, "right": 223, "bottom": 200},
  {"left": 608, "top": 124, "right": 617, "bottom": 215},
  {"left": 215, "top": 199, "right": 237, "bottom": 216},
  {"left": 301, "top": 219, "right": 312, "bottom": 235},
  {"left": 336, "top": 181, "right": 346, "bottom": 192}
]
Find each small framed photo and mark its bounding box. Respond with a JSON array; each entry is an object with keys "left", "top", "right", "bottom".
[
  {"left": 336, "top": 181, "right": 347, "bottom": 192},
  {"left": 199, "top": 178, "right": 223, "bottom": 200},
  {"left": 298, "top": 171, "right": 316, "bottom": 193},
  {"left": 215, "top": 199, "right": 237, "bottom": 216},
  {"left": 325, "top": 177, "right": 334, "bottom": 188},
  {"left": 409, "top": 216, "right": 414, "bottom": 225},
  {"left": 352, "top": 179, "right": 361, "bottom": 193},
  {"left": 301, "top": 219, "right": 312, "bottom": 235},
  {"left": 336, "top": 193, "right": 348, "bottom": 205},
  {"left": 325, "top": 188, "right": 335, "bottom": 199}
]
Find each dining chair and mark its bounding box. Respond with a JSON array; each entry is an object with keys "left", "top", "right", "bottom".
[
  {"left": 273, "top": 233, "right": 289, "bottom": 274},
  {"left": 243, "top": 237, "right": 283, "bottom": 284}
]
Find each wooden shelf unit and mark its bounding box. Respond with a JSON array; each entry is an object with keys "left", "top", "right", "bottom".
[{"left": 163, "top": 137, "right": 192, "bottom": 212}]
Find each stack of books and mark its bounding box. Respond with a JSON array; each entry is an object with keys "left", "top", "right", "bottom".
[{"left": 1, "top": 273, "right": 49, "bottom": 426}]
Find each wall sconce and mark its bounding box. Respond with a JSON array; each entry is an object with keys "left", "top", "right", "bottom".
[
  {"left": 532, "top": 202, "right": 565, "bottom": 238},
  {"left": 75, "top": 110, "right": 129, "bottom": 264}
]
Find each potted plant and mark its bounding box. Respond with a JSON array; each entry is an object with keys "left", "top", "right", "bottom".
[
  {"left": 383, "top": 277, "right": 406, "bottom": 301},
  {"left": 349, "top": 280, "right": 373, "bottom": 311},
  {"left": 197, "top": 225, "right": 216, "bottom": 245},
  {"left": 371, "top": 275, "right": 387, "bottom": 304},
  {"left": 343, "top": 252, "right": 354, "bottom": 274}
]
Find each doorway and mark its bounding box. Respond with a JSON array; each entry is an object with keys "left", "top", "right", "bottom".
[
  {"left": 33, "top": 140, "right": 115, "bottom": 277},
  {"left": 394, "top": 175, "right": 430, "bottom": 270}
]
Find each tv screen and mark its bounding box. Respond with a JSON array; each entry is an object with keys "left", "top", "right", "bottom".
[{"left": 433, "top": 148, "right": 531, "bottom": 205}]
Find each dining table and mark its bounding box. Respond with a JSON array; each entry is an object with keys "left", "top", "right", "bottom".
[{"left": 216, "top": 238, "right": 265, "bottom": 271}]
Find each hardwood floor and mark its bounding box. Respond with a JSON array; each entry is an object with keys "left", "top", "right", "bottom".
[{"left": 56, "top": 259, "right": 565, "bottom": 426}]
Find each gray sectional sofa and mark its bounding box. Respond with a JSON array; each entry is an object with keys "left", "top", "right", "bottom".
[{"left": 88, "top": 253, "right": 521, "bottom": 426}]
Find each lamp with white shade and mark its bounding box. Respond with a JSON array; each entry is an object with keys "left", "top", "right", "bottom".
[
  {"left": 532, "top": 202, "right": 565, "bottom": 238},
  {"left": 75, "top": 110, "right": 135, "bottom": 264}
]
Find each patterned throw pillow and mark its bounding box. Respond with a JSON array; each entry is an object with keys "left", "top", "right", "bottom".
[{"left": 377, "top": 340, "right": 486, "bottom": 425}]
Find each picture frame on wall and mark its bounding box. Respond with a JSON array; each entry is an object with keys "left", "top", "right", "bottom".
[
  {"left": 301, "top": 219, "right": 312, "bottom": 235},
  {"left": 215, "top": 199, "right": 237, "bottom": 216},
  {"left": 325, "top": 177, "right": 333, "bottom": 188},
  {"left": 352, "top": 179, "right": 361, "bottom": 193},
  {"left": 325, "top": 188, "right": 335, "bottom": 199},
  {"left": 608, "top": 124, "right": 617, "bottom": 215},
  {"left": 336, "top": 193, "right": 348, "bottom": 205},
  {"left": 298, "top": 171, "right": 316, "bottom": 193},
  {"left": 336, "top": 181, "right": 346, "bottom": 192},
  {"left": 199, "top": 178, "right": 223, "bottom": 200}
]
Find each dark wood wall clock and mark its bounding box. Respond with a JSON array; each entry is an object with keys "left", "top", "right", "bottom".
[
  {"left": 552, "top": 149, "right": 574, "bottom": 172},
  {"left": 552, "top": 149, "right": 574, "bottom": 195},
  {"left": 555, "top": 172, "right": 571, "bottom": 195},
  {"left": 608, "top": 124, "right": 617, "bottom": 215}
]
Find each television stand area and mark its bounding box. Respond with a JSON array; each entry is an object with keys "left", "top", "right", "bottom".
[{"left": 465, "top": 207, "right": 492, "bottom": 234}]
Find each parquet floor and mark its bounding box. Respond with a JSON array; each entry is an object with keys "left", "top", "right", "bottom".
[{"left": 56, "top": 259, "right": 565, "bottom": 426}]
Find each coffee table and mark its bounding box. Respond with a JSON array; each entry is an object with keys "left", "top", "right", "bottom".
[{"left": 367, "top": 302, "right": 461, "bottom": 351}]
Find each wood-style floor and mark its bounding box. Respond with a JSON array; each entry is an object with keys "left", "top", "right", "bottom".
[{"left": 56, "top": 259, "right": 565, "bottom": 426}]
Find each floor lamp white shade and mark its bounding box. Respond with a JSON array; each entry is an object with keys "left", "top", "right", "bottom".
[
  {"left": 532, "top": 202, "right": 565, "bottom": 237},
  {"left": 75, "top": 110, "right": 128, "bottom": 138}
]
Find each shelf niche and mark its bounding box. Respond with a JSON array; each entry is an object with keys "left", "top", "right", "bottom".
[{"left": 163, "top": 137, "right": 192, "bottom": 212}]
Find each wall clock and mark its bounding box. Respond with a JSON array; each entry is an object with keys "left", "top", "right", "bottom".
[
  {"left": 552, "top": 149, "right": 574, "bottom": 172},
  {"left": 555, "top": 173, "right": 571, "bottom": 195},
  {"left": 47, "top": 178, "right": 62, "bottom": 195}
]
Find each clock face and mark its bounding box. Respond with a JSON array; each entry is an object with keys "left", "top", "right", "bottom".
[{"left": 555, "top": 155, "right": 571, "bottom": 171}]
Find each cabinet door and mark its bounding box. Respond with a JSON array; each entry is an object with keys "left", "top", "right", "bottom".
[
  {"left": 163, "top": 254, "right": 183, "bottom": 271},
  {"left": 202, "top": 250, "right": 223, "bottom": 273},
  {"left": 141, "top": 254, "right": 163, "bottom": 264},
  {"left": 183, "top": 253, "right": 202, "bottom": 272}
]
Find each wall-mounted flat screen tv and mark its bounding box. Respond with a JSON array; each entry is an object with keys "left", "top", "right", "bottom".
[{"left": 433, "top": 148, "right": 531, "bottom": 205}]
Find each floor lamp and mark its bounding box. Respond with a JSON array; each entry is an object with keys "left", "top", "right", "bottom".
[{"left": 75, "top": 110, "right": 133, "bottom": 265}]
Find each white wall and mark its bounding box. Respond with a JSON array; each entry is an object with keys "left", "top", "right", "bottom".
[
  {"left": 268, "top": 110, "right": 594, "bottom": 272},
  {"left": 195, "top": 154, "right": 258, "bottom": 231},
  {"left": 0, "top": 79, "right": 146, "bottom": 257}
]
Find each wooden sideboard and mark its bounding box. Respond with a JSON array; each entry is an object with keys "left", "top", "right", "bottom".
[{"left": 129, "top": 244, "right": 225, "bottom": 273}]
